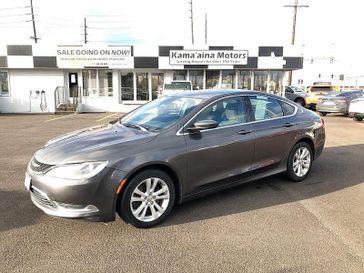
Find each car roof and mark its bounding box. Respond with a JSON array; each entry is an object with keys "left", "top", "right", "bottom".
[{"left": 169, "top": 89, "right": 263, "bottom": 99}]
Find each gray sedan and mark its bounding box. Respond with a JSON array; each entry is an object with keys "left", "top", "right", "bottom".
[
  {"left": 317, "top": 90, "right": 363, "bottom": 116},
  {"left": 25, "top": 90, "right": 325, "bottom": 228}
]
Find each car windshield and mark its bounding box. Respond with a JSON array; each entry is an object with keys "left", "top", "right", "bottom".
[
  {"left": 164, "top": 82, "right": 192, "bottom": 90},
  {"left": 290, "top": 86, "right": 304, "bottom": 92},
  {"left": 120, "top": 96, "right": 204, "bottom": 132}
]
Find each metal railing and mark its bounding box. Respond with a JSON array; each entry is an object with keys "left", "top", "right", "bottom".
[
  {"left": 54, "top": 86, "right": 82, "bottom": 112},
  {"left": 54, "top": 86, "right": 66, "bottom": 109}
]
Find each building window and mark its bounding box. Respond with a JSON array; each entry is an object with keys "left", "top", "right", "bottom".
[
  {"left": 206, "top": 70, "right": 220, "bottom": 89},
  {"left": 82, "top": 70, "right": 97, "bottom": 96},
  {"left": 188, "top": 70, "right": 203, "bottom": 90},
  {"left": 254, "top": 71, "right": 268, "bottom": 92},
  {"left": 98, "top": 70, "right": 113, "bottom": 97},
  {"left": 0, "top": 71, "right": 9, "bottom": 96},
  {"left": 136, "top": 73, "right": 149, "bottom": 101},
  {"left": 152, "top": 73, "right": 164, "bottom": 100},
  {"left": 269, "top": 71, "right": 284, "bottom": 95},
  {"left": 121, "top": 72, "right": 134, "bottom": 101},
  {"left": 82, "top": 69, "right": 113, "bottom": 97},
  {"left": 173, "top": 70, "right": 187, "bottom": 80},
  {"left": 221, "top": 70, "right": 235, "bottom": 89},
  {"left": 237, "top": 70, "right": 251, "bottom": 89}
]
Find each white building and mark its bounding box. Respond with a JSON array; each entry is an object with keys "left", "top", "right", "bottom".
[{"left": 0, "top": 44, "right": 304, "bottom": 113}]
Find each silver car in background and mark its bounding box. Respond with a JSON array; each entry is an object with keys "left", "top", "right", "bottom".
[
  {"left": 316, "top": 90, "right": 363, "bottom": 116},
  {"left": 348, "top": 96, "right": 364, "bottom": 121}
]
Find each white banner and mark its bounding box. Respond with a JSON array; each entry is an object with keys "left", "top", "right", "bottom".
[
  {"left": 169, "top": 50, "right": 248, "bottom": 65},
  {"left": 56, "top": 46, "right": 133, "bottom": 68}
]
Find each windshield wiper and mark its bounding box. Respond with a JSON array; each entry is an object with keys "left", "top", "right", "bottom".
[{"left": 122, "top": 123, "right": 149, "bottom": 132}]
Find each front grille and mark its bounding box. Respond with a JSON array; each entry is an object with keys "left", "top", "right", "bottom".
[
  {"left": 30, "top": 157, "right": 54, "bottom": 174},
  {"left": 30, "top": 187, "right": 56, "bottom": 209}
]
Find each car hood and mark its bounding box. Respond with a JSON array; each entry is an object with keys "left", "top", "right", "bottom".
[{"left": 34, "top": 123, "right": 157, "bottom": 165}]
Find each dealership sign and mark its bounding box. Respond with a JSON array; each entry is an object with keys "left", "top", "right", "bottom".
[
  {"left": 169, "top": 50, "right": 248, "bottom": 65},
  {"left": 56, "top": 46, "right": 133, "bottom": 68}
]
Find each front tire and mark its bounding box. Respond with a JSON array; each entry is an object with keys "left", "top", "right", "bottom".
[
  {"left": 353, "top": 115, "right": 363, "bottom": 121},
  {"left": 287, "top": 142, "right": 313, "bottom": 182},
  {"left": 295, "top": 98, "right": 305, "bottom": 107},
  {"left": 117, "top": 169, "right": 175, "bottom": 228},
  {"left": 320, "top": 112, "right": 327, "bottom": 116}
]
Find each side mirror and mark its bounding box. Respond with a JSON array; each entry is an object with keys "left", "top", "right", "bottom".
[{"left": 187, "top": 120, "right": 218, "bottom": 132}]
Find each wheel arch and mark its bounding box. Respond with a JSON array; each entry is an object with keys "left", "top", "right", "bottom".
[
  {"left": 294, "top": 137, "right": 315, "bottom": 158},
  {"left": 116, "top": 162, "right": 183, "bottom": 207}
]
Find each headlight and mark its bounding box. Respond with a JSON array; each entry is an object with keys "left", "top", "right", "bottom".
[{"left": 45, "top": 161, "right": 108, "bottom": 180}]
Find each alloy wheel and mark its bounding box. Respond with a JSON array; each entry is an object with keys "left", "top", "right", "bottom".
[
  {"left": 130, "top": 177, "right": 170, "bottom": 222},
  {"left": 292, "top": 147, "right": 311, "bottom": 177}
]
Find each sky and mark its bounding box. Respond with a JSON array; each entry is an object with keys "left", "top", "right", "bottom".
[{"left": 0, "top": 0, "right": 363, "bottom": 66}]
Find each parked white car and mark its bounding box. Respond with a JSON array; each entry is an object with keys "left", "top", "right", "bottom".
[
  {"left": 161, "top": 81, "right": 192, "bottom": 97},
  {"left": 348, "top": 96, "right": 364, "bottom": 121}
]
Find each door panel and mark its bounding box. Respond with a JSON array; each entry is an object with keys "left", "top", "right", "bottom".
[
  {"left": 185, "top": 125, "right": 255, "bottom": 194},
  {"left": 184, "top": 96, "right": 255, "bottom": 194},
  {"left": 247, "top": 95, "right": 298, "bottom": 171},
  {"left": 251, "top": 118, "right": 297, "bottom": 171}
]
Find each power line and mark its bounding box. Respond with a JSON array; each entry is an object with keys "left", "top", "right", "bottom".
[
  {"left": 87, "top": 26, "right": 132, "bottom": 30},
  {"left": 87, "top": 20, "right": 132, "bottom": 24},
  {"left": 0, "top": 6, "right": 27, "bottom": 11},
  {"left": 0, "top": 13, "right": 30, "bottom": 18},
  {"left": 0, "top": 20, "right": 30, "bottom": 24}
]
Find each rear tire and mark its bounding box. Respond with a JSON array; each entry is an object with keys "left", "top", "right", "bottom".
[
  {"left": 287, "top": 142, "right": 313, "bottom": 182},
  {"left": 320, "top": 112, "right": 327, "bottom": 116},
  {"left": 117, "top": 169, "right": 175, "bottom": 228}
]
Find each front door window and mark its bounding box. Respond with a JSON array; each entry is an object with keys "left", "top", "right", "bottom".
[{"left": 194, "top": 96, "right": 248, "bottom": 127}]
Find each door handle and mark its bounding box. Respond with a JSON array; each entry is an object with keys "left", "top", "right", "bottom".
[
  {"left": 237, "top": 129, "right": 253, "bottom": 135},
  {"left": 284, "top": 123, "right": 294, "bottom": 128}
]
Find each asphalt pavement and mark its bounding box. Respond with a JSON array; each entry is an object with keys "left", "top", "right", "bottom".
[{"left": 0, "top": 113, "right": 363, "bottom": 273}]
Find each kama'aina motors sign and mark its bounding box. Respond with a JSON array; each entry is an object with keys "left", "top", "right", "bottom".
[{"left": 169, "top": 50, "right": 248, "bottom": 65}]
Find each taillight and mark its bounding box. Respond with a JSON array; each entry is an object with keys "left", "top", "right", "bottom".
[
  {"left": 321, "top": 117, "right": 325, "bottom": 127},
  {"left": 335, "top": 99, "right": 348, "bottom": 104}
]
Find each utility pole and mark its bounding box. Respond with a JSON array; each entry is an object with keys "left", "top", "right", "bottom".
[
  {"left": 205, "top": 13, "right": 207, "bottom": 44},
  {"left": 284, "top": 0, "right": 309, "bottom": 85},
  {"left": 29, "top": 0, "right": 39, "bottom": 43},
  {"left": 189, "top": 0, "right": 194, "bottom": 44},
  {"left": 83, "top": 17, "right": 87, "bottom": 44}
]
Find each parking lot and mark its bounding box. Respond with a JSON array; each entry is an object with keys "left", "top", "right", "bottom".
[{"left": 0, "top": 113, "right": 363, "bottom": 273}]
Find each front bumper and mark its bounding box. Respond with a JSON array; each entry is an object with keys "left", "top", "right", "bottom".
[
  {"left": 25, "top": 167, "right": 127, "bottom": 222},
  {"left": 30, "top": 186, "right": 99, "bottom": 218}
]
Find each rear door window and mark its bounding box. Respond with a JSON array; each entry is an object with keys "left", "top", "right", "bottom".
[{"left": 248, "top": 95, "right": 284, "bottom": 121}]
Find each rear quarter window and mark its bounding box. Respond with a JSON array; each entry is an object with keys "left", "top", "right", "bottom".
[{"left": 280, "top": 101, "right": 296, "bottom": 116}]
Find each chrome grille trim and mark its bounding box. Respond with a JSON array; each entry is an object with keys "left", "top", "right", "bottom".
[
  {"left": 30, "top": 186, "right": 56, "bottom": 209},
  {"left": 29, "top": 157, "right": 54, "bottom": 174}
]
